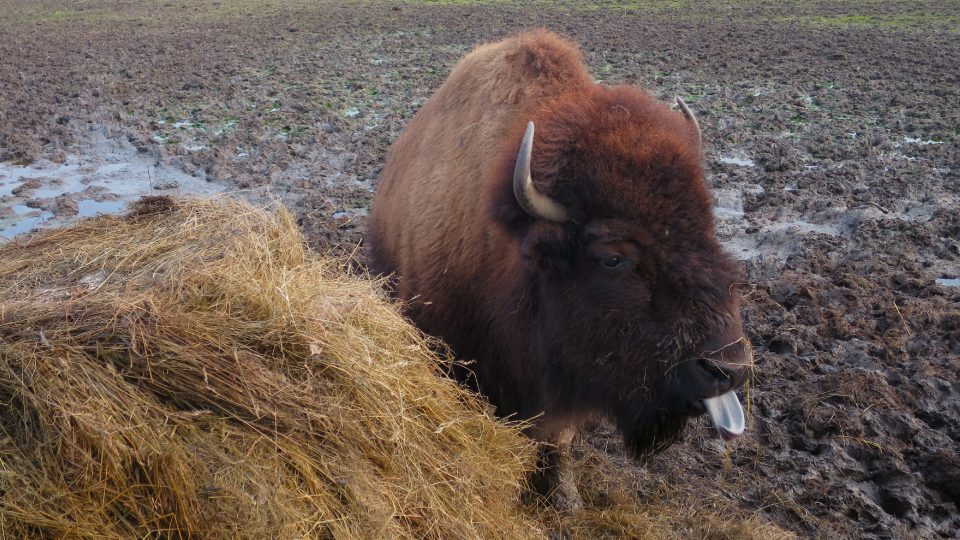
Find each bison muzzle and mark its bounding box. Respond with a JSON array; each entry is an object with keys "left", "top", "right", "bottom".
[{"left": 368, "top": 30, "right": 752, "bottom": 510}]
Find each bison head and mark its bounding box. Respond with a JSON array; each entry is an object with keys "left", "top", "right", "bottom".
[{"left": 496, "top": 87, "right": 751, "bottom": 457}]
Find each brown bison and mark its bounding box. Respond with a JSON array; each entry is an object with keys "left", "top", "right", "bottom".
[{"left": 368, "top": 30, "right": 751, "bottom": 508}]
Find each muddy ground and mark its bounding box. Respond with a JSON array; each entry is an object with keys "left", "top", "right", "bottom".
[{"left": 1, "top": 1, "right": 958, "bottom": 538}]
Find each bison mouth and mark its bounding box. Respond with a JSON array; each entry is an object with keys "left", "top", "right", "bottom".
[
  {"left": 683, "top": 337, "right": 751, "bottom": 441},
  {"left": 703, "top": 390, "right": 745, "bottom": 441},
  {"left": 620, "top": 390, "right": 745, "bottom": 459},
  {"left": 682, "top": 390, "right": 746, "bottom": 441}
]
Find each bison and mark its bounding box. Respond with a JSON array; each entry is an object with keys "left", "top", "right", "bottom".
[{"left": 368, "top": 30, "right": 751, "bottom": 509}]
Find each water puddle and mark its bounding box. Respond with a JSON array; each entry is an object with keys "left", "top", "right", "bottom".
[
  {"left": 78, "top": 199, "right": 127, "bottom": 217},
  {"left": 332, "top": 207, "right": 369, "bottom": 220},
  {"left": 714, "top": 207, "right": 745, "bottom": 218},
  {"left": 776, "top": 219, "right": 840, "bottom": 236},
  {"left": 3, "top": 208, "right": 54, "bottom": 238},
  {"left": 1, "top": 126, "right": 223, "bottom": 240},
  {"left": 12, "top": 204, "right": 41, "bottom": 215},
  {"left": 712, "top": 188, "right": 745, "bottom": 219},
  {"left": 903, "top": 137, "right": 944, "bottom": 146},
  {"left": 718, "top": 201, "right": 842, "bottom": 262},
  {"left": 937, "top": 278, "right": 960, "bottom": 287},
  {"left": 719, "top": 156, "right": 756, "bottom": 167}
]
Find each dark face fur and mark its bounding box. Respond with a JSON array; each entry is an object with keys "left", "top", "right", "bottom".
[
  {"left": 522, "top": 220, "right": 747, "bottom": 457},
  {"left": 503, "top": 86, "right": 750, "bottom": 457}
]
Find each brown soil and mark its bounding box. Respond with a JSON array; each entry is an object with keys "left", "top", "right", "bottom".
[{"left": 2, "top": 1, "right": 958, "bottom": 538}]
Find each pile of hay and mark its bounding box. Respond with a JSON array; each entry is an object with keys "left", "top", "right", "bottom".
[
  {"left": 0, "top": 196, "right": 542, "bottom": 539},
  {"left": 547, "top": 438, "right": 798, "bottom": 540}
]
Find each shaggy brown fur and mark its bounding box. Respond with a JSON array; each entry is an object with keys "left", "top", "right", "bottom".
[{"left": 369, "top": 30, "right": 749, "bottom": 507}]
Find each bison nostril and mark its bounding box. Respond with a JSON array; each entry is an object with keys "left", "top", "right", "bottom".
[
  {"left": 699, "top": 338, "right": 752, "bottom": 385},
  {"left": 699, "top": 357, "right": 738, "bottom": 381},
  {"left": 704, "top": 338, "right": 751, "bottom": 364}
]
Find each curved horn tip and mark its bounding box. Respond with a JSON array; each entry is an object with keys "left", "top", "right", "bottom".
[
  {"left": 675, "top": 96, "right": 693, "bottom": 117},
  {"left": 675, "top": 96, "right": 702, "bottom": 145},
  {"left": 512, "top": 120, "right": 570, "bottom": 223}
]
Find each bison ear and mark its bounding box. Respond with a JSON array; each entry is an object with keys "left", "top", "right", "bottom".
[{"left": 519, "top": 221, "right": 573, "bottom": 273}]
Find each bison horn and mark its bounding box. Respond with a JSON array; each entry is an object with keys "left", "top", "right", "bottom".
[
  {"left": 675, "top": 97, "right": 702, "bottom": 148},
  {"left": 513, "top": 121, "right": 570, "bottom": 222}
]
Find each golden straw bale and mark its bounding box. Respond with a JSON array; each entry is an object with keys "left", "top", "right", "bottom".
[{"left": 0, "top": 196, "right": 541, "bottom": 539}]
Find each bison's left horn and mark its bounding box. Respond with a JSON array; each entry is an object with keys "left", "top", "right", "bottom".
[
  {"left": 675, "top": 97, "right": 702, "bottom": 148},
  {"left": 513, "top": 121, "right": 570, "bottom": 222}
]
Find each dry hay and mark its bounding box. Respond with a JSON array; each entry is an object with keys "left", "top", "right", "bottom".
[
  {"left": 0, "top": 195, "right": 795, "bottom": 540},
  {"left": 536, "top": 438, "right": 799, "bottom": 540},
  {"left": 0, "top": 196, "right": 542, "bottom": 539}
]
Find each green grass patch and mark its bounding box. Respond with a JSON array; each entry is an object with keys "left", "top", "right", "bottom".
[
  {"left": 0, "top": 6, "right": 123, "bottom": 25},
  {"left": 782, "top": 11, "right": 960, "bottom": 32},
  {"left": 403, "top": 0, "right": 754, "bottom": 11},
  {"left": 409, "top": 0, "right": 672, "bottom": 7},
  {"left": 812, "top": 13, "right": 959, "bottom": 29},
  {"left": 30, "top": 8, "right": 81, "bottom": 22}
]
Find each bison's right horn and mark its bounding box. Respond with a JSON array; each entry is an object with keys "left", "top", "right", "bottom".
[
  {"left": 513, "top": 121, "right": 570, "bottom": 222},
  {"left": 675, "top": 97, "right": 702, "bottom": 148}
]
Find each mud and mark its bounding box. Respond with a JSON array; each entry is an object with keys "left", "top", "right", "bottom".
[
  {"left": 1, "top": 1, "right": 958, "bottom": 538},
  {"left": 0, "top": 124, "right": 223, "bottom": 238}
]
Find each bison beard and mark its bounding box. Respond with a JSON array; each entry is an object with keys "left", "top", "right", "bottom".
[{"left": 368, "top": 30, "right": 752, "bottom": 510}]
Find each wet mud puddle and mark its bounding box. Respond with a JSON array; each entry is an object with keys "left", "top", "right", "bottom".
[
  {"left": 0, "top": 127, "right": 223, "bottom": 240},
  {"left": 709, "top": 150, "right": 959, "bottom": 279}
]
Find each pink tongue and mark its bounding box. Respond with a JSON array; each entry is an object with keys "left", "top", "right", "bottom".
[{"left": 703, "top": 391, "right": 745, "bottom": 441}]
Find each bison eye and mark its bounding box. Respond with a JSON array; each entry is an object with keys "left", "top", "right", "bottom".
[{"left": 601, "top": 256, "right": 624, "bottom": 268}]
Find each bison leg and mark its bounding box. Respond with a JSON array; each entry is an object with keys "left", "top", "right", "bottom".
[{"left": 529, "top": 427, "right": 584, "bottom": 511}]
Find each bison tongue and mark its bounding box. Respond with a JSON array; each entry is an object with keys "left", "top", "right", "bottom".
[{"left": 703, "top": 391, "right": 745, "bottom": 441}]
